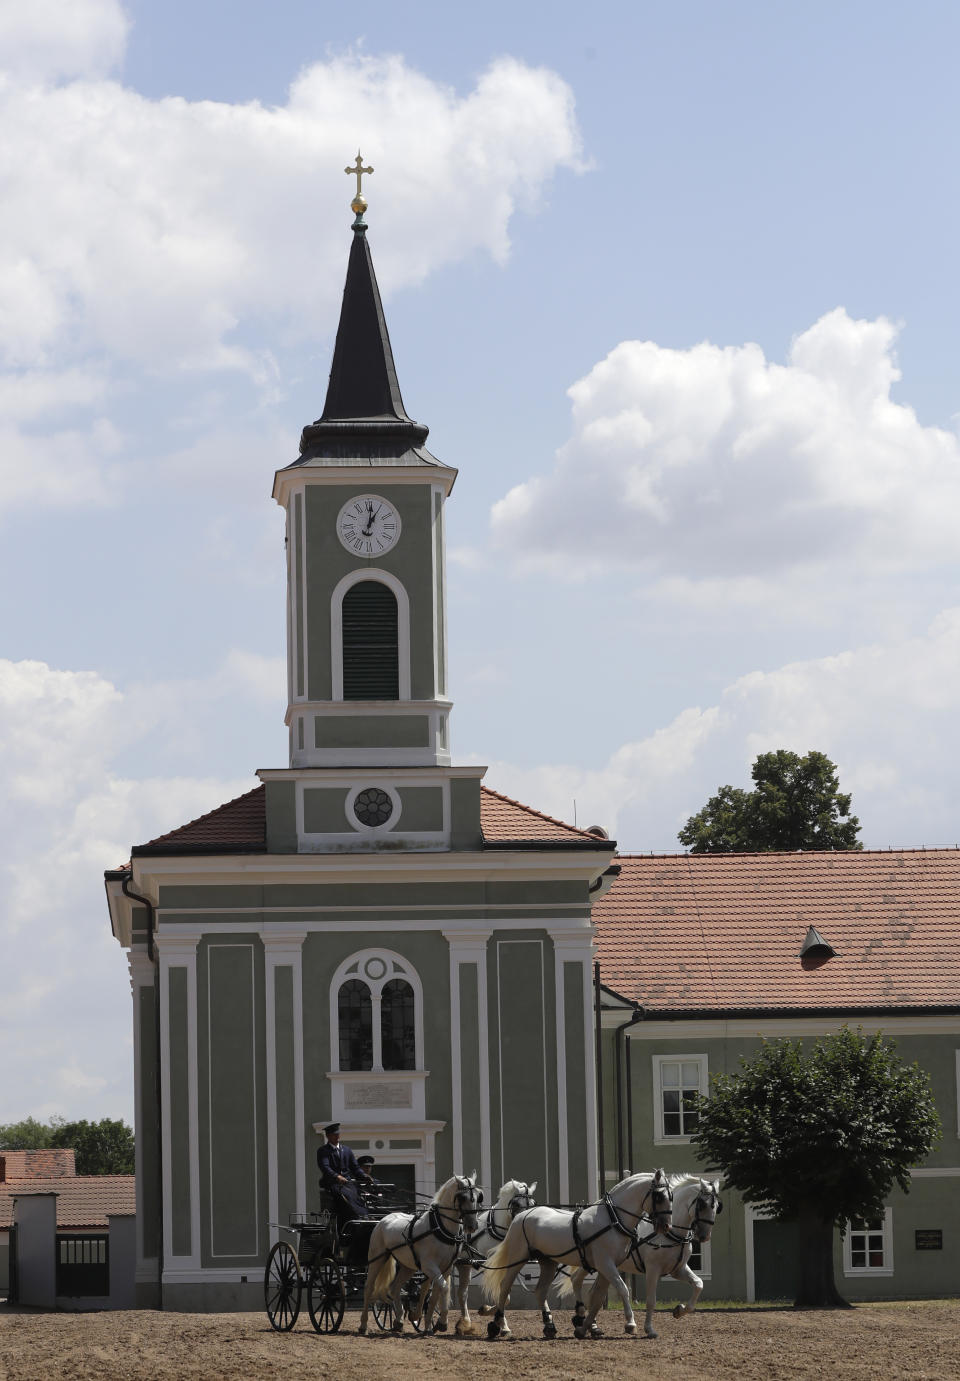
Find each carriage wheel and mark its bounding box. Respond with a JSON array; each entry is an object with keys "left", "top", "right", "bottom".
[
  {"left": 404, "top": 1273, "right": 430, "bottom": 1333},
  {"left": 372, "top": 1299, "right": 394, "bottom": 1331},
  {"left": 264, "top": 1241, "right": 302, "bottom": 1331},
  {"left": 307, "top": 1256, "right": 346, "bottom": 1334}
]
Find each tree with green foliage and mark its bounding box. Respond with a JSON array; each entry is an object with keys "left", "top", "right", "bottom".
[
  {"left": 0, "top": 1116, "right": 134, "bottom": 1175},
  {"left": 0, "top": 1115, "right": 65, "bottom": 1150},
  {"left": 678, "top": 749, "right": 862, "bottom": 852},
  {"left": 693, "top": 1029, "right": 941, "bottom": 1307},
  {"left": 49, "top": 1119, "right": 135, "bottom": 1175}
]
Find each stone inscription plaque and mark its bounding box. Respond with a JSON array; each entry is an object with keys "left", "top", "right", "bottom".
[
  {"left": 345, "top": 1082, "right": 412, "bottom": 1109},
  {"left": 914, "top": 1229, "right": 942, "bottom": 1250}
]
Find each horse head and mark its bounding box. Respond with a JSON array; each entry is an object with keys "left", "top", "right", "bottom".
[
  {"left": 453, "top": 1172, "right": 483, "bottom": 1232},
  {"left": 502, "top": 1179, "right": 536, "bottom": 1217},
  {"left": 647, "top": 1167, "right": 673, "bottom": 1231},
  {"left": 692, "top": 1178, "right": 722, "bottom": 1242}
]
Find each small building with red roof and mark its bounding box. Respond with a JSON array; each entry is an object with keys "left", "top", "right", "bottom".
[{"left": 592, "top": 848, "right": 960, "bottom": 1302}]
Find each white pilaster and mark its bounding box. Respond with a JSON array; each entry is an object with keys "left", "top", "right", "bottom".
[
  {"left": 263, "top": 930, "right": 308, "bottom": 1226},
  {"left": 443, "top": 928, "right": 492, "bottom": 1194},
  {"left": 548, "top": 931, "right": 596, "bottom": 1204},
  {"left": 128, "top": 948, "right": 157, "bottom": 1282},
  {"left": 156, "top": 930, "right": 202, "bottom": 1273}
]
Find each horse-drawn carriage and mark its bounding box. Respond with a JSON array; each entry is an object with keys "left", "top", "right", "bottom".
[
  {"left": 264, "top": 1184, "right": 426, "bottom": 1334},
  {"left": 264, "top": 1170, "right": 723, "bottom": 1341}
]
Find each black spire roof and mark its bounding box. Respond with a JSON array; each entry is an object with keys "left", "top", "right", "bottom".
[{"left": 298, "top": 218, "right": 434, "bottom": 462}]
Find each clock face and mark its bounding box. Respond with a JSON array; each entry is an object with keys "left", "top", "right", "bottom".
[{"left": 336, "top": 494, "right": 402, "bottom": 557}]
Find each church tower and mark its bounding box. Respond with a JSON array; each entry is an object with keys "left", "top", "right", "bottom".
[
  {"left": 262, "top": 168, "right": 482, "bottom": 852},
  {"left": 106, "top": 163, "right": 612, "bottom": 1312}
]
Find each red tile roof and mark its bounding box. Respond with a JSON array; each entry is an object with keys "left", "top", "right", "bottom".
[
  {"left": 128, "top": 782, "right": 610, "bottom": 854},
  {"left": 594, "top": 849, "right": 960, "bottom": 1015},
  {"left": 0, "top": 1177, "right": 135, "bottom": 1229},
  {"left": 0, "top": 1149, "right": 76, "bottom": 1182},
  {"left": 480, "top": 786, "right": 611, "bottom": 846}
]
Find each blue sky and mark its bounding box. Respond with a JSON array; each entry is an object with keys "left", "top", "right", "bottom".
[{"left": 2, "top": 0, "right": 960, "bottom": 1122}]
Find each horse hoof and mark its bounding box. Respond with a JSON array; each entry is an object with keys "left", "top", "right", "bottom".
[
  {"left": 543, "top": 1323, "right": 557, "bottom": 1339},
  {"left": 392, "top": 1321, "right": 404, "bottom": 1334},
  {"left": 646, "top": 1328, "right": 658, "bottom": 1339},
  {"left": 625, "top": 1323, "right": 637, "bottom": 1335},
  {"left": 574, "top": 1327, "right": 586, "bottom": 1340},
  {"left": 358, "top": 1324, "right": 368, "bottom": 1336},
  {"left": 486, "top": 1320, "right": 501, "bottom": 1341},
  {"left": 478, "top": 1305, "right": 491, "bottom": 1315},
  {"left": 672, "top": 1305, "right": 685, "bottom": 1320},
  {"left": 589, "top": 1326, "right": 603, "bottom": 1339}
]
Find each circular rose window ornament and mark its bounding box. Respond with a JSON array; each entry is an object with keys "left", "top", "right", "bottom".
[{"left": 353, "top": 787, "right": 393, "bottom": 828}]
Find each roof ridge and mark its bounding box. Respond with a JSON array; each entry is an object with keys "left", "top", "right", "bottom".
[
  {"left": 480, "top": 783, "right": 600, "bottom": 839},
  {"left": 615, "top": 846, "right": 960, "bottom": 859}
]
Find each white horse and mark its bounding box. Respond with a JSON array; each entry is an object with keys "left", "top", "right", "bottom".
[
  {"left": 567, "top": 1176, "right": 723, "bottom": 1339},
  {"left": 358, "top": 1173, "right": 483, "bottom": 1336},
  {"left": 450, "top": 1178, "right": 537, "bottom": 1336},
  {"left": 482, "top": 1169, "right": 673, "bottom": 1339}
]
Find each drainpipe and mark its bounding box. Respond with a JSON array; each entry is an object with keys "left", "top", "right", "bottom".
[
  {"left": 613, "top": 1006, "right": 643, "bottom": 1180},
  {"left": 593, "top": 962, "right": 605, "bottom": 1198},
  {"left": 121, "top": 873, "right": 164, "bottom": 1311}
]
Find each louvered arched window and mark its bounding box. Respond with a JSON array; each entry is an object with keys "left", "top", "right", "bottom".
[{"left": 342, "top": 580, "right": 399, "bottom": 700}]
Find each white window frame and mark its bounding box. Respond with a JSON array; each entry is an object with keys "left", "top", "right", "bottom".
[
  {"left": 685, "top": 1236, "right": 712, "bottom": 1280},
  {"left": 843, "top": 1208, "right": 893, "bottom": 1277},
  {"left": 330, "top": 948, "right": 424, "bottom": 1073},
  {"left": 652, "top": 1053, "right": 709, "bottom": 1145}
]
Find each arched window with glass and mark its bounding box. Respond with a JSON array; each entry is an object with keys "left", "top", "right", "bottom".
[{"left": 331, "top": 951, "right": 422, "bottom": 1072}]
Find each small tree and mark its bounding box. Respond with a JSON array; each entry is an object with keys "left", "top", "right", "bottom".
[
  {"left": 50, "top": 1119, "right": 135, "bottom": 1176},
  {"left": 693, "top": 1029, "right": 941, "bottom": 1307},
  {"left": 679, "top": 749, "right": 862, "bottom": 852}
]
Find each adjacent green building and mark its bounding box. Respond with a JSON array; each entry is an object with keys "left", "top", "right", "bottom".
[{"left": 593, "top": 850, "right": 960, "bottom": 1302}]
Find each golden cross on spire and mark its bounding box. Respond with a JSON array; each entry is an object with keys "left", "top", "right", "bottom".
[{"left": 345, "top": 152, "right": 374, "bottom": 199}]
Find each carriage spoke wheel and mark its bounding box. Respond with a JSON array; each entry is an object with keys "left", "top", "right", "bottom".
[
  {"left": 264, "top": 1241, "right": 302, "bottom": 1331},
  {"left": 404, "top": 1273, "right": 430, "bottom": 1333},
  {"left": 307, "top": 1256, "right": 346, "bottom": 1334},
  {"left": 372, "top": 1300, "right": 394, "bottom": 1331}
]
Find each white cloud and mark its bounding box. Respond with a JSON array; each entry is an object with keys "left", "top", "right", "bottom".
[
  {"left": 0, "top": 654, "right": 261, "bottom": 1119},
  {"left": 0, "top": 0, "right": 128, "bottom": 82},
  {"left": 0, "top": 50, "right": 582, "bottom": 373},
  {"left": 491, "top": 309, "right": 960, "bottom": 586},
  {"left": 484, "top": 609, "right": 960, "bottom": 851}
]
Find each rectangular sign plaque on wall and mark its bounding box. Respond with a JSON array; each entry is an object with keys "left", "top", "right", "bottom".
[{"left": 914, "top": 1229, "right": 943, "bottom": 1250}]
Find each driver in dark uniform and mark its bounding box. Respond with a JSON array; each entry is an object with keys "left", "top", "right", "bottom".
[{"left": 316, "top": 1123, "right": 372, "bottom": 1229}]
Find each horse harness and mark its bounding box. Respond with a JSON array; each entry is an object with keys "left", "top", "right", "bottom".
[
  {"left": 628, "top": 1186, "right": 722, "bottom": 1273},
  {"left": 371, "top": 1184, "right": 484, "bottom": 1273},
  {"left": 455, "top": 1187, "right": 536, "bottom": 1269},
  {"left": 528, "top": 1192, "right": 668, "bottom": 1274}
]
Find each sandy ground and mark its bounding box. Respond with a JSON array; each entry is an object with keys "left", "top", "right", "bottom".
[{"left": 1, "top": 1301, "right": 958, "bottom": 1380}]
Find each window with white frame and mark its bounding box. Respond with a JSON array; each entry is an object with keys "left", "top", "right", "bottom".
[
  {"left": 684, "top": 1237, "right": 711, "bottom": 1278},
  {"left": 843, "top": 1210, "right": 893, "bottom": 1276},
  {"left": 331, "top": 950, "right": 423, "bottom": 1072},
  {"left": 652, "top": 1054, "right": 708, "bottom": 1143}
]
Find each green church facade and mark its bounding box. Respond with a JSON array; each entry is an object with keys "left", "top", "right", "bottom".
[{"left": 106, "top": 192, "right": 613, "bottom": 1310}]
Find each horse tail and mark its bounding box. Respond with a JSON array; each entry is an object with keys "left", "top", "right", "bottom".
[
  {"left": 555, "top": 1266, "right": 578, "bottom": 1304},
  {"left": 371, "top": 1252, "right": 397, "bottom": 1300},
  {"left": 480, "top": 1217, "right": 524, "bottom": 1304}
]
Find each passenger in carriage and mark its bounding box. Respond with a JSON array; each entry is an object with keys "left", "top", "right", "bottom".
[{"left": 317, "top": 1123, "right": 370, "bottom": 1228}]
